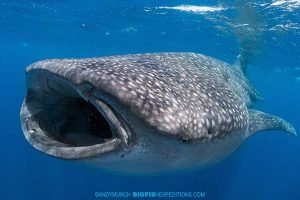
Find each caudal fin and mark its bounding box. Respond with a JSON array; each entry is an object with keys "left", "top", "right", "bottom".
[
  {"left": 233, "top": 1, "right": 265, "bottom": 67},
  {"left": 232, "top": 1, "right": 265, "bottom": 103},
  {"left": 247, "top": 109, "right": 297, "bottom": 137}
]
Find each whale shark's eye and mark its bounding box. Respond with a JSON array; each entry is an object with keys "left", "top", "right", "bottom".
[
  {"left": 26, "top": 74, "right": 114, "bottom": 147},
  {"left": 179, "top": 133, "right": 189, "bottom": 143}
]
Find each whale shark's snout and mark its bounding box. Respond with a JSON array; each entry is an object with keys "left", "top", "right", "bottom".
[{"left": 21, "top": 66, "right": 132, "bottom": 159}]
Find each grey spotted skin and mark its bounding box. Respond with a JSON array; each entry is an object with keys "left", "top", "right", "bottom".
[{"left": 20, "top": 53, "right": 296, "bottom": 174}]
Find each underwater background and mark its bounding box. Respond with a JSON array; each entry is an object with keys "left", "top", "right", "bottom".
[{"left": 0, "top": 0, "right": 299, "bottom": 199}]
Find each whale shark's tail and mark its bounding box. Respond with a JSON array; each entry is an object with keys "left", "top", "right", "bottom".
[
  {"left": 229, "top": 1, "right": 297, "bottom": 137},
  {"left": 233, "top": 0, "right": 265, "bottom": 69},
  {"left": 231, "top": 0, "right": 265, "bottom": 103}
]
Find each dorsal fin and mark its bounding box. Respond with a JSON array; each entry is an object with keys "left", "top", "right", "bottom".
[
  {"left": 247, "top": 109, "right": 297, "bottom": 137},
  {"left": 233, "top": 55, "right": 263, "bottom": 103},
  {"left": 235, "top": 54, "right": 248, "bottom": 76}
]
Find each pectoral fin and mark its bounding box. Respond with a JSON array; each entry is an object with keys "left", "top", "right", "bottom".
[{"left": 248, "top": 109, "right": 297, "bottom": 137}]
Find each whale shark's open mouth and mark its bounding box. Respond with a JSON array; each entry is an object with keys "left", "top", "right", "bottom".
[{"left": 20, "top": 69, "right": 131, "bottom": 159}]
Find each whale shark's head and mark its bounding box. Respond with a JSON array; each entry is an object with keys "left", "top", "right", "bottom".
[
  {"left": 21, "top": 69, "right": 133, "bottom": 159},
  {"left": 20, "top": 53, "right": 252, "bottom": 173}
]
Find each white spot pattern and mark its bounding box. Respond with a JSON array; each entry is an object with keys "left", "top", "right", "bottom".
[{"left": 27, "top": 53, "right": 251, "bottom": 141}]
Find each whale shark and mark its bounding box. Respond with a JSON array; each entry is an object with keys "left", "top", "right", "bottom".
[{"left": 20, "top": 52, "right": 296, "bottom": 174}]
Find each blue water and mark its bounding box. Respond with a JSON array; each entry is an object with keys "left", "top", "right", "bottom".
[{"left": 0, "top": 0, "right": 299, "bottom": 199}]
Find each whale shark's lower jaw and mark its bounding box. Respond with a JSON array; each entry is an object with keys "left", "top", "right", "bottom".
[{"left": 20, "top": 69, "right": 132, "bottom": 159}]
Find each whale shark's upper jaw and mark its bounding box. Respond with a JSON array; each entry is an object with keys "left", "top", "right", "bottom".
[{"left": 20, "top": 69, "right": 132, "bottom": 159}]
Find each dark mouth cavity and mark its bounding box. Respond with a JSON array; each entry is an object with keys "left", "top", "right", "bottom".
[{"left": 26, "top": 73, "right": 114, "bottom": 147}]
